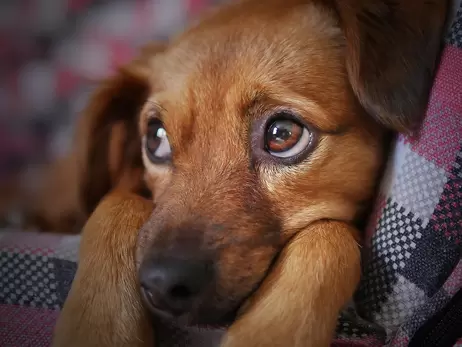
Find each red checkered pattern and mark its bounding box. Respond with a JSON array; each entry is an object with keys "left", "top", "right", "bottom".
[{"left": 0, "top": 305, "right": 59, "bottom": 347}]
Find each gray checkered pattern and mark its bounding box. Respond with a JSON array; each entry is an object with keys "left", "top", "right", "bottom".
[
  {"left": 0, "top": 252, "right": 60, "bottom": 309},
  {"left": 400, "top": 289, "right": 452, "bottom": 338},
  {"left": 357, "top": 200, "right": 425, "bottom": 314},
  {"left": 52, "top": 235, "right": 80, "bottom": 262},
  {"left": 391, "top": 150, "right": 448, "bottom": 227},
  {"left": 373, "top": 275, "right": 427, "bottom": 335},
  {"left": 372, "top": 201, "right": 423, "bottom": 271}
]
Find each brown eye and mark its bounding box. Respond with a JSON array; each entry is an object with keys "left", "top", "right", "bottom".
[
  {"left": 145, "top": 119, "right": 171, "bottom": 163},
  {"left": 266, "top": 118, "right": 312, "bottom": 158}
]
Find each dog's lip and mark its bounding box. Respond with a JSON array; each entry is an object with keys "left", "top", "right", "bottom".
[
  {"left": 141, "top": 286, "right": 233, "bottom": 330},
  {"left": 140, "top": 286, "right": 200, "bottom": 326},
  {"left": 140, "top": 286, "right": 181, "bottom": 317}
]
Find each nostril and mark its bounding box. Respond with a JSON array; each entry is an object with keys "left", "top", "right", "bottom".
[
  {"left": 139, "top": 256, "right": 214, "bottom": 316},
  {"left": 169, "top": 284, "right": 193, "bottom": 300}
]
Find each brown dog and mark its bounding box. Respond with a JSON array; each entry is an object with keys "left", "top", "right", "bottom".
[{"left": 52, "top": 0, "right": 448, "bottom": 346}]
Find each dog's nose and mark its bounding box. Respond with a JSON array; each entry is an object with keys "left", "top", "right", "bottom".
[{"left": 139, "top": 255, "right": 213, "bottom": 316}]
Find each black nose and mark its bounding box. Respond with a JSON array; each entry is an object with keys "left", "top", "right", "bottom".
[{"left": 139, "top": 255, "right": 214, "bottom": 316}]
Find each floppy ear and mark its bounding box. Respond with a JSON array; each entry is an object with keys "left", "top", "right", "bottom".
[
  {"left": 335, "top": 0, "right": 448, "bottom": 133},
  {"left": 76, "top": 43, "right": 166, "bottom": 215}
]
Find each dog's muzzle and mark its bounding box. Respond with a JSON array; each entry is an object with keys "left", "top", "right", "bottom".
[{"left": 139, "top": 253, "right": 214, "bottom": 318}]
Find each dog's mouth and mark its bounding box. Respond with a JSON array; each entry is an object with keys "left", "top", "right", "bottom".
[
  {"left": 138, "top": 238, "right": 285, "bottom": 332},
  {"left": 139, "top": 256, "right": 282, "bottom": 333},
  {"left": 136, "top": 207, "right": 285, "bottom": 331},
  {"left": 141, "top": 284, "right": 237, "bottom": 329}
]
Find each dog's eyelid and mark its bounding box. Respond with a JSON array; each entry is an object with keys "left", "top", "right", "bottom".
[
  {"left": 266, "top": 96, "right": 343, "bottom": 134},
  {"left": 259, "top": 106, "right": 320, "bottom": 136},
  {"left": 248, "top": 96, "right": 335, "bottom": 135}
]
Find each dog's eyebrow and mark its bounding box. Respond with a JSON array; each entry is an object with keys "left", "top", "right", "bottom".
[
  {"left": 146, "top": 98, "right": 168, "bottom": 115},
  {"left": 245, "top": 92, "right": 348, "bottom": 135},
  {"left": 238, "top": 92, "right": 266, "bottom": 117},
  {"left": 246, "top": 92, "right": 267, "bottom": 109}
]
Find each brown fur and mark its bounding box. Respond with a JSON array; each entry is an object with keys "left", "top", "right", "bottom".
[
  {"left": 53, "top": 192, "right": 154, "bottom": 346},
  {"left": 16, "top": 44, "right": 165, "bottom": 232},
  {"left": 52, "top": 0, "right": 447, "bottom": 346}
]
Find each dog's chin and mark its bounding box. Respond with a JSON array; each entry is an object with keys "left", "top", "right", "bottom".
[{"left": 145, "top": 301, "right": 237, "bottom": 330}]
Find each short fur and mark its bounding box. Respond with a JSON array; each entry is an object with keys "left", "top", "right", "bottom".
[{"left": 52, "top": 0, "right": 447, "bottom": 346}]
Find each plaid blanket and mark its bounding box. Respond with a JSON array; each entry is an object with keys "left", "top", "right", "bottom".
[
  {"left": 334, "top": 1, "right": 462, "bottom": 345},
  {"left": 1, "top": 1, "right": 462, "bottom": 347},
  {"left": 0, "top": 231, "right": 79, "bottom": 346}
]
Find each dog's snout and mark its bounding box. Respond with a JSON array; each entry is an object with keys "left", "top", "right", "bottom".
[{"left": 139, "top": 255, "right": 214, "bottom": 316}]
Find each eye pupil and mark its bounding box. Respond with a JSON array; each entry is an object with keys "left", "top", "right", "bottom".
[
  {"left": 266, "top": 119, "right": 302, "bottom": 153},
  {"left": 271, "top": 124, "right": 293, "bottom": 141},
  {"left": 147, "top": 134, "right": 160, "bottom": 149}
]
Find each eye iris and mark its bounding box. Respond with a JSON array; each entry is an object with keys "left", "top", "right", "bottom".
[
  {"left": 147, "top": 131, "right": 160, "bottom": 151},
  {"left": 266, "top": 120, "right": 302, "bottom": 152},
  {"left": 147, "top": 125, "right": 161, "bottom": 152},
  {"left": 146, "top": 120, "right": 171, "bottom": 162}
]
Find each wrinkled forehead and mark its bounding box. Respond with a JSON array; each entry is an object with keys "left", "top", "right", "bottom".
[
  {"left": 139, "top": 3, "right": 348, "bottom": 156},
  {"left": 150, "top": 2, "right": 343, "bottom": 105}
]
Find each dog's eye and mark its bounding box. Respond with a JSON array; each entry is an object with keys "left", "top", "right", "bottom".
[
  {"left": 145, "top": 119, "right": 171, "bottom": 163},
  {"left": 265, "top": 118, "right": 312, "bottom": 158}
]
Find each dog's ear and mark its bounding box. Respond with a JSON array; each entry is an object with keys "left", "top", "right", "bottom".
[
  {"left": 76, "top": 43, "right": 166, "bottom": 215},
  {"left": 334, "top": 0, "right": 448, "bottom": 133}
]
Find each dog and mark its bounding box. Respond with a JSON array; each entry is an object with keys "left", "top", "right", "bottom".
[{"left": 52, "top": 0, "right": 448, "bottom": 346}]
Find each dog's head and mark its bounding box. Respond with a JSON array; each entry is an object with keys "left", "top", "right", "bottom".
[{"left": 79, "top": 0, "right": 447, "bottom": 327}]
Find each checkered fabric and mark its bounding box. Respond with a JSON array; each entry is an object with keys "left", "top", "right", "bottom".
[
  {"left": 1, "top": 1, "right": 462, "bottom": 347},
  {"left": 334, "top": 2, "right": 462, "bottom": 345},
  {"left": 0, "top": 230, "right": 79, "bottom": 346}
]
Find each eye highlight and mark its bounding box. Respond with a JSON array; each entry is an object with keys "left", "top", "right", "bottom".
[{"left": 145, "top": 119, "right": 171, "bottom": 163}]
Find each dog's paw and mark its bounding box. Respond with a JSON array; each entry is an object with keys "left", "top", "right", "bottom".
[{"left": 220, "top": 323, "right": 288, "bottom": 347}]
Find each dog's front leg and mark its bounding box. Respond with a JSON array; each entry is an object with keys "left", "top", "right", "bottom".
[
  {"left": 222, "top": 221, "right": 361, "bottom": 347},
  {"left": 52, "top": 192, "right": 154, "bottom": 347}
]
